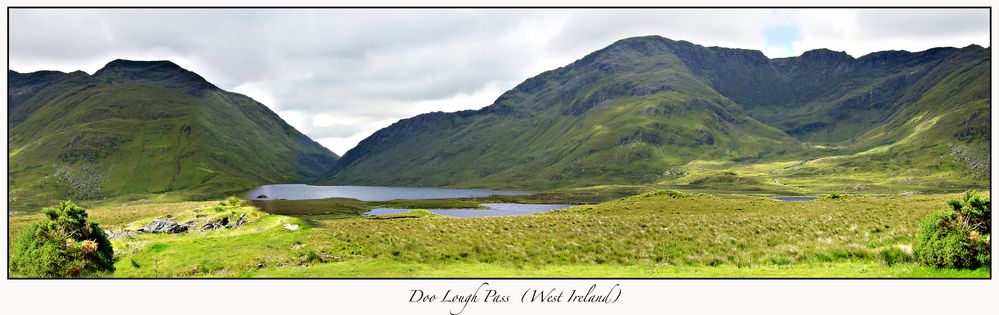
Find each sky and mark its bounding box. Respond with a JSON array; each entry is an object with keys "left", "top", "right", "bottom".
[{"left": 8, "top": 9, "right": 990, "bottom": 155}]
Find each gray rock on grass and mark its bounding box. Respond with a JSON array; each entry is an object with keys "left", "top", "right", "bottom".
[{"left": 140, "top": 220, "right": 190, "bottom": 233}]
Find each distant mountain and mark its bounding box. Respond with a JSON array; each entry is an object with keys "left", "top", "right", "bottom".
[
  {"left": 8, "top": 60, "right": 338, "bottom": 209},
  {"left": 325, "top": 36, "right": 990, "bottom": 191}
]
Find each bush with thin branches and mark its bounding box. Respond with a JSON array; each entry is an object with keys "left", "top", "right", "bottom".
[{"left": 11, "top": 201, "right": 115, "bottom": 277}]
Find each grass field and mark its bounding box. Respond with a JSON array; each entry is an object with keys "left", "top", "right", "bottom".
[
  {"left": 8, "top": 189, "right": 989, "bottom": 278},
  {"left": 247, "top": 260, "right": 987, "bottom": 278}
]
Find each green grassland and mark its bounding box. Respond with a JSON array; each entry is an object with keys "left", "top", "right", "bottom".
[{"left": 8, "top": 190, "right": 988, "bottom": 278}]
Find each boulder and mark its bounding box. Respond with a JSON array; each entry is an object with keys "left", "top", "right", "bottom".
[
  {"left": 140, "top": 220, "right": 190, "bottom": 233},
  {"left": 201, "top": 216, "right": 229, "bottom": 230},
  {"left": 104, "top": 229, "right": 137, "bottom": 239},
  {"left": 283, "top": 224, "right": 299, "bottom": 231},
  {"left": 233, "top": 213, "right": 248, "bottom": 229},
  {"left": 256, "top": 194, "right": 268, "bottom": 199}
]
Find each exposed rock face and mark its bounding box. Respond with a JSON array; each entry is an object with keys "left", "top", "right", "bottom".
[
  {"left": 233, "top": 214, "right": 248, "bottom": 229},
  {"left": 140, "top": 220, "right": 190, "bottom": 233},
  {"left": 201, "top": 216, "right": 229, "bottom": 230},
  {"left": 104, "top": 229, "right": 137, "bottom": 239}
]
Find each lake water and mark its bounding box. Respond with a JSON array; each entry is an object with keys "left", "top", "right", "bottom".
[
  {"left": 366, "top": 203, "right": 572, "bottom": 218},
  {"left": 246, "top": 184, "right": 533, "bottom": 201},
  {"left": 773, "top": 196, "right": 817, "bottom": 202}
]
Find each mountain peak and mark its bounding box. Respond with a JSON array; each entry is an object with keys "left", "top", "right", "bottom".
[
  {"left": 101, "top": 59, "right": 183, "bottom": 70},
  {"left": 963, "top": 44, "right": 985, "bottom": 50},
  {"left": 611, "top": 35, "right": 673, "bottom": 45},
  {"left": 595, "top": 35, "right": 676, "bottom": 56},
  {"left": 798, "top": 48, "right": 854, "bottom": 61},
  {"left": 93, "top": 59, "right": 216, "bottom": 96}
]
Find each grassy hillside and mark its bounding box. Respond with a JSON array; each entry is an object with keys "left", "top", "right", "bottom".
[
  {"left": 8, "top": 192, "right": 987, "bottom": 278},
  {"left": 846, "top": 46, "right": 991, "bottom": 181},
  {"left": 8, "top": 60, "right": 338, "bottom": 211},
  {"left": 327, "top": 36, "right": 989, "bottom": 192}
]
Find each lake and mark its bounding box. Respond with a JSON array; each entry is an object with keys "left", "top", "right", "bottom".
[
  {"left": 367, "top": 203, "right": 572, "bottom": 218},
  {"left": 773, "top": 196, "right": 818, "bottom": 202},
  {"left": 246, "top": 184, "right": 533, "bottom": 201}
]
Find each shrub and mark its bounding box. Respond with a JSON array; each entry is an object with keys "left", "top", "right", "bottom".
[
  {"left": 822, "top": 193, "right": 845, "bottom": 200},
  {"left": 10, "top": 201, "right": 115, "bottom": 277},
  {"left": 640, "top": 190, "right": 686, "bottom": 199},
  {"left": 222, "top": 196, "right": 247, "bottom": 207},
  {"left": 914, "top": 191, "right": 990, "bottom": 269}
]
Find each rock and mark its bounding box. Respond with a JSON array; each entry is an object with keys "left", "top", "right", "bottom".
[
  {"left": 139, "top": 220, "right": 190, "bottom": 233},
  {"left": 283, "top": 224, "right": 299, "bottom": 231},
  {"left": 201, "top": 216, "right": 229, "bottom": 230},
  {"left": 256, "top": 194, "right": 268, "bottom": 199},
  {"left": 233, "top": 213, "right": 248, "bottom": 229},
  {"left": 104, "top": 229, "right": 137, "bottom": 239}
]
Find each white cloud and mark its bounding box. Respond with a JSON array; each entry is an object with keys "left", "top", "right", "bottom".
[
  {"left": 9, "top": 9, "right": 990, "bottom": 155},
  {"left": 785, "top": 9, "right": 989, "bottom": 57}
]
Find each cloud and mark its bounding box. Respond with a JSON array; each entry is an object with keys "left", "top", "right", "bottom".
[
  {"left": 785, "top": 9, "right": 990, "bottom": 57},
  {"left": 8, "top": 9, "right": 990, "bottom": 155}
]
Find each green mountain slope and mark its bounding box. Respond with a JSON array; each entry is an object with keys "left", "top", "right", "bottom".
[
  {"left": 326, "top": 37, "right": 808, "bottom": 189},
  {"left": 8, "top": 60, "right": 338, "bottom": 210},
  {"left": 326, "top": 36, "right": 989, "bottom": 191},
  {"left": 678, "top": 44, "right": 959, "bottom": 143},
  {"left": 827, "top": 46, "right": 991, "bottom": 186}
]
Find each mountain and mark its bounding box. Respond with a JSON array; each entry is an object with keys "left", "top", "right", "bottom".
[
  {"left": 833, "top": 45, "right": 991, "bottom": 186},
  {"left": 325, "top": 36, "right": 990, "bottom": 191},
  {"left": 8, "top": 60, "right": 338, "bottom": 210}
]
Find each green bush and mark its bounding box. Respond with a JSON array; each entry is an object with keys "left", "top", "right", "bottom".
[
  {"left": 222, "top": 196, "right": 247, "bottom": 207},
  {"left": 10, "top": 201, "right": 115, "bottom": 277},
  {"left": 914, "top": 191, "right": 990, "bottom": 269},
  {"left": 640, "top": 190, "right": 686, "bottom": 199}
]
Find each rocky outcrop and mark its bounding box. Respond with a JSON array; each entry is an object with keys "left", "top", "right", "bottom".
[
  {"left": 104, "top": 229, "right": 137, "bottom": 239},
  {"left": 201, "top": 216, "right": 229, "bottom": 230},
  {"left": 139, "top": 220, "right": 190, "bottom": 233},
  {"left": 233, "top": 213, "right": 248, "bottom": 229}
]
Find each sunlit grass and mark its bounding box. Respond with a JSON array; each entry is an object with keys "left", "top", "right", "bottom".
[{"left": 9, "top": 191, "right": 988, "bottom": 278}]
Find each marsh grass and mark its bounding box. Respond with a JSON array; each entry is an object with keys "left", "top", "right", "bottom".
[
  {"left": 8, "top": 191, "right": 989, "bottom": 278},
  {"left": 879, "top": 247, "right": 915, "bottom": 266},
  {"left": 306, "top": 192, "right": 974, "bottom": 269},
  {"left": 369, "top": 209, "right": 438, "bottom": 220}
]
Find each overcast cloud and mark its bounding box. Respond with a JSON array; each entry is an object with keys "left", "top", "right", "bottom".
[{"left": 8, "top": 9, "right": 989, "bottom": 155}]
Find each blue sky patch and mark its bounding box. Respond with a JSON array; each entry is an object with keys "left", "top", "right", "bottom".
[{"left": 763, "top": 24, "right": 802, "bottom": 57}]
